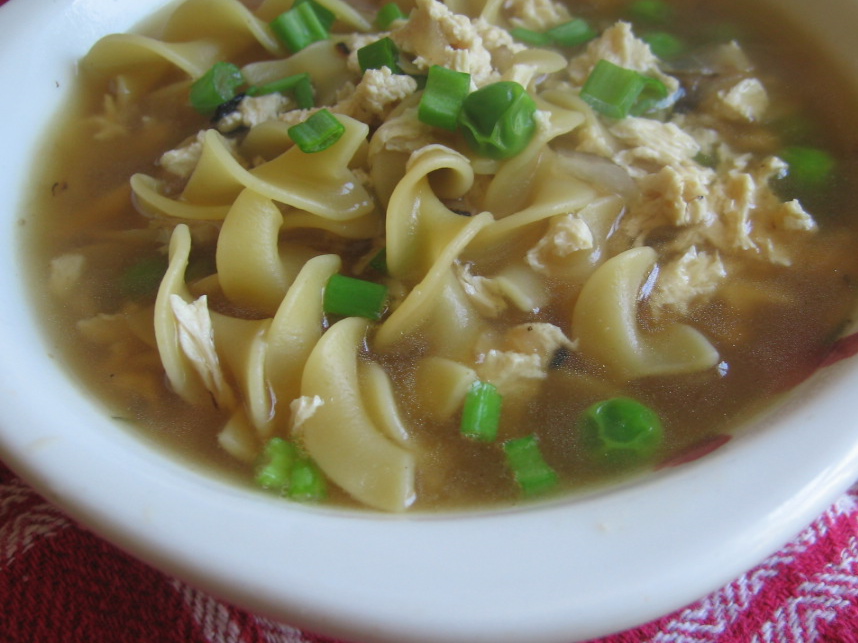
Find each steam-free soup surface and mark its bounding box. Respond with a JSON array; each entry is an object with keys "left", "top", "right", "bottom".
[{"left": 26, "top": 0, "right": 858, "bottom": 511}]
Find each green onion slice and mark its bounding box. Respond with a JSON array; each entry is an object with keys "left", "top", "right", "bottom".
[
  {"left": 246, "top": 72, "right": 315, "bottom": 109},
  {"left": 627, "top": 0, "right": 674, "bottom": 25},
  {"left": 288, "top": 457, "right": 328, "bottom": 501},
  {"left": 781, "top": 145, "right": 836, "bottom": 189},
  {"left": 460, "top": 380, "right": 502, "bottom": 442},
  {"left": 509, "top": 27, "right": 552, "bottom": 46},
  {"left": 641, "top": 31, "right": 685, "bottom": 59},
  {"left": 376, "top": 2, "right": 407, "bottom": 29},
  {"left": 510, "top": 19, "right": 596, "bottom": 48},
  {"left": 580, "top": 59, "right": 669, "bottom": 119},
  {"left": 418, "top": 65, "right": 471, "bottom": 131},
  {"left": 293, "top": 0, "right": 336, "bottom": 30},
  {"left": 357, "top": 37, "right": 402, "bottom": 74},
  {"left": 545, "top": 19, "right": 597, "bottom": 47},
  {"left": 458, "top": 81, "right": 537, "bottom": 159},
  {"left": 288, "top": 108, "right": 345, "bottom": 153},
  {"left": 629, "top": 74, "right": 669, "bottom": 115},
  {"left": 255, "top": 437, "right": 300, "bottom": 490},
  {"left": 270, "top": 1, "right": 330, "bottom": 53},
  {"left": 292, "top": 74, "right": 316, "bottom": 109},
  {"left": 580, "top": 397, "right": 664, "bottom": 465},
  {"left": 255, "top": 437, "right": 327, "bottom": 501},
  {"left": 503, "top": 435, "right": 558, "bottom": 496},
  {"left": 323, "top": 274, "right": 389, "bottom": 320},
  {"left": 580, "top": 59, "right": 643, "bottom": 118},
  {"left": 190, "top": 61, "right": 246, "bottom": 114}
]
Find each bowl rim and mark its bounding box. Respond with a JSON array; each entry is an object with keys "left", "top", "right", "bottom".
[{"left": 2, "top": 1, "right": 858, "bottom": 642}]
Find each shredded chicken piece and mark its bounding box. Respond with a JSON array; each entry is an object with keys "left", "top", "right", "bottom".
[
  {"left": 290, "top": 395, "right": 325, "bottom": 431},
  {"left": 170, "top": 294, "right": 234, "bottom": 408},
  {"left": 649, "top": 247, "right": 726, "bottom": 318},
  {"left": 49, "top": 254, "right": 86, "bottom": 296},
  {"left": 455, "top": 263, "right": 509, "bottom": 317},
  {"left": 333, "top": 67, "right": 418, "bottom": 123},
  {"left": 158, "top": 130, "right": 243, "bottom": 179},
  {"left": 159, "top": 131, "right": 207, "bottom": 178},
  {"left": 628, "top": 151, "right": 816, "bottom": 266},
  {"left": 708, "top": 41, "right": 755, "bottom": 73},
  {"left": 455, "top": 262, "right": 548, "bottom": 316},
  {"left": 503, "top": 323, "right": 578, "bottom": 364},
  {"left": 276, "top": 107, "right": 318, "bottom": 128},
  {"left": 526, "top": 213, "right": 594, "bottom": 274},
  {"left": 217, "top": 93, "right": 290, "bottom": 133},
  {"left": 472, "top": 17, "right": 527, "bottom": 62},
  {"left": 633, "top": 164, "right": 715, "bottom": 229},
  {"left": 475, "top": 324, "right": 575, "bottom": 399},
  {"left": 610, "top": 118, "right": 701, "bottom": 176},
  {"left": 391, "top": 0, "right": 498, "bottom": 86},
  {"left": 503, "top": 0, "right": 573, "bottom": 31},
  {"left": 87, "top": 79, "right": 135, "bottom": 140},
  {"left": 477, "top": 350, "right": 545, "bottom": 398},
  {"left": 712, "top": 77, "right": 769, "bottom": 123}
]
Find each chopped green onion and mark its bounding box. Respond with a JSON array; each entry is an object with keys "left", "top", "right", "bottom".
[
  {"left": 292, "top": 75, "right": 316, "bottom": 109},
  {"left": 580, "top": 59, "right": 669, "bottom": 119},
  {"left": 120, "top": 255, "right": 168, "bottom": 299},
  {"left": 580, "top": 397, "right": 664, "bottom": 465},
  {"left": 255, "top": 437, "right": 327, "bottom": 502},
  {"left": 781, "top": 145, "right": 836, "bottom": 189},
  {"left": 255, "top": 437, "right": 300, "bottom": 489},
  {"left": 288, "top": 108, "right": 345, "bottom": 153},
  {"left": 509, "top": 27, "right": 552, "bottom": 46},
  {"left": 376, "top": 2, "right": 407, "bottom": 29},
  {"left": 324, "top": 274, "right": 389, "bottom": 320},
  {"left": 628, "top": 75, "right": 669, "bottom": 115},
  {"left": 460, "top": 380, "right": 502, "bottom": 442},
  {"left": 357, "top": 37, "right": 402, "bottom": 74},
  {"left": 458, "top": 81, "right": 537, "bottom": 159},
  {"left": 510, "top": 19, "right": 596, "bottom": 48},
  {"left": 246, "top": 72, "right": 315, "bottom": 108},
  {"left": 627, "top": 0, "right": 674, "bottom": 25},
  {"left": 368, "top": 247, "right": 388, "bottom": 274},
  {"left": 545, "top": 19, "right": 598, "bottom": 47},
  {"left": 641, "top": 31, "right": 685, "bottom": 59},
  {"left": 270, "top": 2, "right": 330, "bottom": 53},
  {"left": 503, "top": 435, "right": 558, "bottom": 496},
  {"left": 580, "top": 60, "right": 642, "bottom": 119},
  {"left": 293, "top": 0, "right": 336, "bottom": 30},
  {"left": 418, "top": 65, "right": 472, "bottom": 131},
  {"left": 190, "top": 62, "right": 245, "bottom": 114},
  {"left": 288, "top": 457, "right": 328, "bottom": 501}
]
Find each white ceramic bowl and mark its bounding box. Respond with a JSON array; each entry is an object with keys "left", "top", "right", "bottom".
[{"left": 3, "top": 1, "right": 858, "bottom": 642}]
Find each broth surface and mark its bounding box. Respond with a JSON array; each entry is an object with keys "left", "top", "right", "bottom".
[{"left": 25, "top": 0, "right": 858, "bottom": 510}]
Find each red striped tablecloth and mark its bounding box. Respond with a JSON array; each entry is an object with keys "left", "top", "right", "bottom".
[{"left": 1, "top": 459, "right": 857, "bottom": 642}]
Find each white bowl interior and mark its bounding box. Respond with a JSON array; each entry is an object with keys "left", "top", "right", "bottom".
[{"left": 2, "top": 1, "right": 858, "bottom": 642}]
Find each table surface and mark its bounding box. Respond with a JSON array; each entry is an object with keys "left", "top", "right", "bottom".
[
  {"left": 2, "top": 0, "right": 857, "bottom": 640},
  {"left": 2, "top": 457, "right": 857, "bottom": 642}
]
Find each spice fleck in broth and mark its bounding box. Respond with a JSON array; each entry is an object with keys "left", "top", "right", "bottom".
[{"left": 25, "top": 0, "right": 858, "bottom": 511}]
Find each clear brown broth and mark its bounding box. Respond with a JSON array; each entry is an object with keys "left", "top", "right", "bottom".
[{"left": 23, "top": 0, "right": 858, "bottom": 509}]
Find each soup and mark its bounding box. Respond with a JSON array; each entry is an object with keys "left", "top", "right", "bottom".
[{"left": 25, "top": 0, "right": 858, "bottom": 511}]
